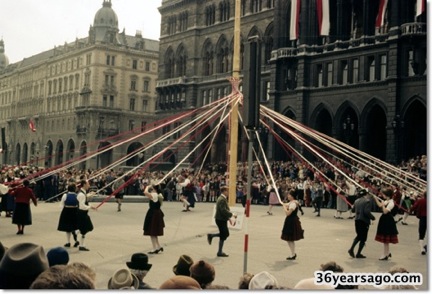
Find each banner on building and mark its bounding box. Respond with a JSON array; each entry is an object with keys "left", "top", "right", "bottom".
[
  {"left": 29, "top": 119, "right": 36, "bottom": 132},
  {"left": 416, "top": 0, "right": 425, "bottom": 17},
  {"left": 375, "top": 0, "right": 388, "bottom": 28},
  {"left": 289, "top": 0, "right": 301, "bottom": 40},
  {"left": 317, "top": 0, "right": 330, "bottom": 36}
]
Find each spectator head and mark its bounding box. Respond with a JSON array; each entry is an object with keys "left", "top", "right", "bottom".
[
  {"left": 30, "top": 264, "right": 95, "bottom": 289},
  {"left": 378, "top": 266, "right": 417, "bottom": 290},
  {"left": 46, "top": 247, "right": 69, "bottom": 267},
  {"left": 381, "top": 187, "right": 393, "bottom": 199},
  {"left": 108, "top": 268, "right": 140, "bottom": 289},
  {"left": 320, "top": 261, "right": 344, "bottom": 273},
  {"left": 67, "top": 183, "right": 76, "bottom": 192},
  {"left": 189, "top": 260, "right": 215, "bottom": 288},
  {"left": 159, "top": 276, "right": 201, "bottom": 289},
  {"left": 248, "top": 271, "right": 279, "bottom": 289},
  {"left": 173, "top": 254, "right": 194, "bottom": 276},
  {"left": 358, "top": 189, "right": 368, "bottom": 197},
  {"left": 126, "top": 253, "right": 152, "bottom": 271},
  {"left": 67, "top": 262, "right": 96, "bottom": 282},
  {"left": 238, "top": 272, "right": 254, "bottom": 289},
  {"left": 0, "top": 242, "right": 49, "bottom": 289}
]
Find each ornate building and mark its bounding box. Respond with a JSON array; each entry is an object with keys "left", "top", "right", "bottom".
[
  {"left": 156, "top": 0, "right": 426, "bottom": 164},
  {"left": 0, "top": 0, "right": 159, "bottom": 169}
]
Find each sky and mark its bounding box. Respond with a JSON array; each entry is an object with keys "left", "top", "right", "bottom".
[{"left": 0, "top": 0, "right": 162, "bottom": 64}]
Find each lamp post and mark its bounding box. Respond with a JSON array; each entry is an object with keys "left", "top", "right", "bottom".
[
  {"left": 342, "top": 115, "right": 355, "bottom": 146},
  {"left": 392, "top": 114, "right": 404, "bottom": 163}
]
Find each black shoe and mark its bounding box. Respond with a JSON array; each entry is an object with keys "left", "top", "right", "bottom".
[
  {"left": 316, "top": 214, "right": 320, "bottom": 217},
  {"left": 286, "top": 254, "right": 297, "bottom": 260},
  {"left": 401, "top": 221, "right": 408, "bottom": 225},
  {"left": 379, "top": 256, "right": 388, "bottom": 261},
  {"left": 73, "top": 241, "right": 80, "bottom": 248},
  {"left": 79, "top": 246, "right": 89, "bottom": 251},
  {"left": 148, "top": 249, "right": 159, "bottom": 254},
  {"left": 64, "top": 243, "right": 71, "bottom": 248},
  {"left": 217, "top": 252, "right": 229, "bottom": 257},
  {"left": 356, "top": 254, "right": 366, "bottom": 258},
  {"left": 388, "top": 253, "right": 392, "bottom": 258},
  {"left": 421, "top": 251, "right": 426, "bottom": 255},
  {"left": 348, "top": 249, "right": 355, "bottom": 258},
  {"left": 207, "top": 234, "right": 213, "bottom": 245}
]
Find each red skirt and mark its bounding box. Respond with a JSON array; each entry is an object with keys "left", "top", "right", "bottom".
[{"left": 375, "top": 234, "right": 398, "bottom": 244}]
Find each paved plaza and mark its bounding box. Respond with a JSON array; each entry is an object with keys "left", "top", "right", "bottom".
[{"left": 0, "top": 199, "right": 428, "bottom": 289}]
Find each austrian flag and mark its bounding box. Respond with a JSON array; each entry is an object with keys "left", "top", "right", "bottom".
[{"left": 29, "top": 119, "right": 36, "bottom": 132}]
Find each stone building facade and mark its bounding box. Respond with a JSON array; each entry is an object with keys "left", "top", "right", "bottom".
[
  {"left": 0, "top": 0, "right": 159, "bottom": 170},
  {"left": 156, "top": 0, "right": 426, "bottom": 165}
]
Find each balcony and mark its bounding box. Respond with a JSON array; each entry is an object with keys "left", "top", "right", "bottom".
[
  {"left": 401, "top": 22, "right": 426, "bottom": 36},
  {"left": 156, "top": 77, "right": 186, "bottom": 88},
  {"left": 76, "top": 126, "right": 87, "bottom": 135},
  {"left": 97, "top": 127, "right": 119, "bottom": 138}
]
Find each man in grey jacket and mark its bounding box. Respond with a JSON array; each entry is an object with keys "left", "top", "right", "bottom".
[
  {"left": 348, "top": 189, "right": 376, "bottom": 258},
  {"left": 207, "top": 186, "right": 236, "bottom": 257}
]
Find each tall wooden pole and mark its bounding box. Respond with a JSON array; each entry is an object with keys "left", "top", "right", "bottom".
[{"left": 228, "top": 0, "right": 241, "bottom": 206}]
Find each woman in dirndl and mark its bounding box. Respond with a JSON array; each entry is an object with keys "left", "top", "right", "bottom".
[
  {"left": 374, "top": 187, "right": 399, "bottom": 260},
  {"left": 143, "top": 185, "right": 165, "bottom": 254},
  {"left": 281, "top": 189, "right": 304, "bottom": 260},
  {"left": 57, "top": 183, "right": 79, "bottom": 247}
]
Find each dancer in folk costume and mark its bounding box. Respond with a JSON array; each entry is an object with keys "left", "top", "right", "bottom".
[
  {"left": 57, "top": 183, "right": 79, "bottom": 248},
  {"left": 76, "top": 180, "right": 97, "bottom": 251},
  {"left": 410, "top": 191, "right": 427, "bottom": 255},
  {"left": 10, "top": 179, "right": 37, "bottom": 234},
  {"left": 374, "top": 188, "right": 399, "bottom": 260},
  {"left": 281, "top": 189, "right": 304, "bottom": 260},
  {"left": 143, "top": 185, "right": 165, "bottom": 254}
]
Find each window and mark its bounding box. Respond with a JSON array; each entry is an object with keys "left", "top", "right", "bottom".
[
  {"left": 341, "top": 60, "right": 348, "bottom": 85},
  {"left": 316, "top": 65, "right": 323, "bottom": 87},
  {"left": 408, "top": 50, "right": 415, "bottom": 76},
  {"left": 264, "top": 81, "right": 270, "bottom": 101},
  {"left": 142, "top": 99, "right": 148, "bottom": 112},
  {"left": 131, "top": 79, "right": 137, "bottom": 91},
  {"left": 132, "top": 59, "right": 138, "bottom": 69},
  {"left": 368, "top": 56, "right": 375, "bottom": 81},
  {"left": 143, "top": 80, "right": 150, "bottom": 92},
  {"left": 217, "top": 88, "right": 222, "bottom": 98},
  {"left": 379, "top": 54, "right": 387, "bottom": 80},
  {"left": 208, "top": 89, "right": 213, "bottom": 103},
  {"left": 205, "top": 4, "right": 216, "bottom": 26},
  {"left": 129, "top": 120, "right": 135, "bottom": 131},
  {"left": 129, "top": 98, "right": 136, "bottom": 111},
  {"left": 103, "top": 95, "right": 108, "bottom": 107},
  {"left": 145, "top": 62, "right": 150, "bottom": 72},
  {"left": 86, "top": 54, "right": 91, "bottom": 65},
  {"left": 141, "top": 121, "right": 147, "bottom": 132},
  {"left": 202, "top": 90, "right": 208, "bottom": 106},
  {"left": 109, "top": 95, "right": 114, "bottom": 107},
  {"left": 106, "top": 55, "right": 110, "bottom": 65},
  {"left": 173, "top": 122, "right": 182, "bottom": 139},
  {"left": 352, "top": 59, "right": 359, "bottom": 83},
  {"left": 326, "top": 62, "right": 333, "bottom": 86}
]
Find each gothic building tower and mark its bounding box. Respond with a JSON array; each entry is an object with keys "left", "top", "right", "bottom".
[{"left": 156, "top": 0, "right": 426, "bottom": 164}]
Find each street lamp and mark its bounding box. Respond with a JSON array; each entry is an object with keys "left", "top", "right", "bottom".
[
  {"left": 342, "top": 115, "right": 355, "bottom": 145},
  {"left": 392, "top": 114, "right": 404, "bottom": 163}
]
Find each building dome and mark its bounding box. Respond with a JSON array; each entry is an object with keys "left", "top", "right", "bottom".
[
  {"left": 91, "top": 0, "right": 120, "bottom": 44},
  {"left": 93, "top": 0, "right": 119, "bottom": 30},
  {"left": 0, "top": 39, "right": 9, "bottom": 70}
]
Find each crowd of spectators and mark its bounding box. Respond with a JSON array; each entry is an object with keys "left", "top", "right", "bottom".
[{"left": 0, "top": 241, "right": 418, "bottom": 289}]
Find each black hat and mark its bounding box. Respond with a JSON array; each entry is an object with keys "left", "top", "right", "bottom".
[
  {"left": 126, "top": 253, "right": 152, "bottom": 271},
  {"left": 358, "top": 189, "right": 368, "bottom": 196},
  {"left": 173, "top": 255, "right": 194, "bottom": 276}
]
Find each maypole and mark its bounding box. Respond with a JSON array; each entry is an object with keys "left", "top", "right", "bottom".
[{"left": 228, "top": 0, "right": 241, "bottom": 206}]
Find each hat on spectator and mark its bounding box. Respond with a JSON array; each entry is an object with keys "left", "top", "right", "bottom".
[
  {"left": 173, "top": 254, "right": 193, "bottom": 276},
  {"left": 108, "top": 268, "right": 140, "bottom": 289},
  {"left": 189, "top": 260, "right": 215, "bottom": 286},
  {"left": 46, "top": 247, "right": 69, "bottom": 267},
  {"left": 159, "top": 276, "right": 201, "bottom": 289},
  {"left": 248, "top": 271, "right": 279, "bottom": 289},
  {"left": 0, "top": 242, "right": 49, "bottom": 289},
  {"left": 126, "top": 253, "right": 152, "bottom": 271}
]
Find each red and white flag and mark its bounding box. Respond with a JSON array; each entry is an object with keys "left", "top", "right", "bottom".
[
  {"left": 416, "top": 0, "right": 425, "bottom": 17},
  {"left": 317, "top": 0, "right": 330, "bottom": 36},
  {"left": 29, "top": 119, "right": 36, "bottom": 132},
  {"left": 375, "top": 0, "right": 388, "bottom": 27},
  {"left": 290, "top": 0, "right": 301, "bottom": 40}
]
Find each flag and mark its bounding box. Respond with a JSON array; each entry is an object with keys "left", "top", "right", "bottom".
[
  {"left": 375, "top": 0, "right": 388, "bottom": 28},
  {"left": 317, "top": 0, "right": 330, "bottom": 36},
  {"left": 29, "top": 119, "right": 36, "bottom": 132},
  {"left": 290, "top": 0, "right": 301, "bottom": 40},
  {"left": 416, "top": 0, "right": 425, "bottom": 17}
]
